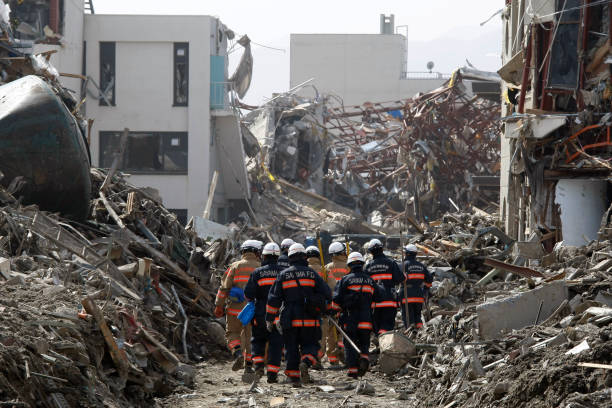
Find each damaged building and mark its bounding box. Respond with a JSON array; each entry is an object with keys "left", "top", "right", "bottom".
[
  {"left": 500, "top": 0, "right": 612, "bottom": 245},
  {"left": 2, "top": 0, "right": 253, "bottom": 225}
]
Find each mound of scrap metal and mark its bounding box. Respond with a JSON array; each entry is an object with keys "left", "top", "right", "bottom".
[
  {"left": 0, "top": 170, "right": 231, "bottom": 407},
  {"left": 381, "top": 208, "right": 611, "bottom": 408},
  {"left": 243, "top": 72, "right": 501, "bottom": 230}
]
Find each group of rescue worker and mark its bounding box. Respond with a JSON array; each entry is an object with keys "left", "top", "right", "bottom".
[{"left": 214, "top": 236, "right": 432, "bottom": 387}]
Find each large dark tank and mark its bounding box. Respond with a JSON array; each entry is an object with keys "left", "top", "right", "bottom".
[{"left": 0, "top": 75, "right": 91, "bottom": 220}]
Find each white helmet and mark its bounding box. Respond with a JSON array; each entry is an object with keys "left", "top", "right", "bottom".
[
  {"left": 262, "top": 242, "right": 280, "bottom": 256},
  {"left": 367, "top": 238, "right": 383, "bottom": 252},
  {"left": 328, "top": 242, "right": 346, "bottom": 255},
  {"left": 288, "top": 243, "right": 306, "bottom": 257},
  {"left": 305, "top": 245, "right": 320, "bottom": 257},
  {"left": 404, "top": 244, "right": 418, "bottom": 254},
  {"left": 347, "top": 251, "right": 364, "bottom": 266},
  {"left": 241, "top": 240, "right": 262, "bottom": 252},
  {"left": 281, "top": 238, "right": 295, "bottom": 250}
]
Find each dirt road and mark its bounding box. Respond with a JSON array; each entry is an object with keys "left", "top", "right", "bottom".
[{"left": 157, "top": 357, "right": 417, "bottom": 408}]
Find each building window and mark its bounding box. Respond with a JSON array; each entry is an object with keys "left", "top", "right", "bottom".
[
  {"left": 100, "top": 42, "right": 116, "bottom": 106},
  {"left": 9, "top": 0, "right": 63, "bottom": 44},
  {"left": 99, "top": 131, "right": 188, "bottom": 174},
  {"left": 174, "top": 43, "right": 189, "bottom": 106},
  {"left": 168, "top": 209, "right": 188, "bottom": 225}
]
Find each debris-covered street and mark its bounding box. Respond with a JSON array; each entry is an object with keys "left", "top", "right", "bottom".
[{"left": 0, "top": 1, "right": 611, "bottom": 407}]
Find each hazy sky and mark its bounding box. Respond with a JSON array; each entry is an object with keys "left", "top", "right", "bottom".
[{"left": 94, "top": 0, "right": 503, "bottom": 105}]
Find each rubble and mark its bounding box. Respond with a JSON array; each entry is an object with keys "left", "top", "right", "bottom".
[
  {"left": 243, "top": 71, "right": 501, "bottom": 229},
  {"left": 0, "top": 170, "right": 232, "bottom": 407}
]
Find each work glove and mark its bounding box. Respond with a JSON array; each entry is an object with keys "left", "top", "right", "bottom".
[
  {"left": 214, "top": 305, "right": 224, "bottom": 318},
  {"left": 266, "top": 321, "right": 274, "bottom": 333}
]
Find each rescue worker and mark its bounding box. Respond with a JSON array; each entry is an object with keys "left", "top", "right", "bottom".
[
  {"left": 266, "top": 243, "right": 331, "bottom": 386},
  {"left": 398, "top": 244, "right": 433, "bottom": 329},
  {"left": 214, "top": 240, "right": 262, "bottom": 374},
  {"left": 278, "top": 238, "right": 295, "bottom": 270},
  {"left": 244, "top": 242, "right": 284, "bottom": 383},
  {"left": 305, "top": 245, "right": 327, "bottom": 368},
  {"left": 364, "top": 238, "right": 404, "bottom": 335},
  {"left": 321, "top": 241, "right": 350, "bottom": 365},
  {"left": 331, "top": 251, "right": 383, "bottom": 378}
]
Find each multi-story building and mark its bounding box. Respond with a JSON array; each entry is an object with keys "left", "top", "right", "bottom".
[
  {"left": 499, "top": 0, "right": 612, "bottom": 246},
  {"left": 290, "top": 15, "right": 449, "bottom": 106},
  {"left": 8, "top": 0, "right": 250, "bottom": 224}
]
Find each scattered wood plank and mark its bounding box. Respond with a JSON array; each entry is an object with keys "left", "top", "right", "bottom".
[
  {"left": 578, "top": 362, "right": 612, "bottom": 370},
  {"left": 483, "top": 258, "right": 544, "bottom": 278}
]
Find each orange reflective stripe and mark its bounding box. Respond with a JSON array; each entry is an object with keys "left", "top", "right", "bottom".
[
  {"left": 357, "top": 322, "right": 373, "bottom": 330},
  {"left": 302, "top": 354, "right": 317, "bottom": 364},
  {"left": 236, "top": 267, "right": 255, "bottom": 274},
  {"left": 299, "top": 278, "right": 315, "bottom": 287},
  {"left": 359, "top": 353, "right": 369, "bottom": 360},
  {"left": 361, "top": 285, "right": 374, "bottom": 294},
  {"left": 424, "top": 282, "right": 432, "bottom": 287},
  {"left": 348, "top": 367, "right": 358, "bottom": 373},
  {"left": 347, "top": 285, "right": 362, "bottom": 291},
  {"left": 330, "top": 302, "right": 341, "bottom": 310},
  {"left": 285, "top": 370, "right": 300, "bottom": 377},
  {"left": 302, "top": 319, "right": 318, "bottom": 327},
  {"left": 282, "top": 280, "right": 298, "bottom": 289},
  {"left": 267, "top": 365, "right": 280, "bottom": 372},
  {"left": 233, "top": 276, "right": 250, "bottom": 283},
  {"left": 227, "top": 308, "right": 242, "bottom": 316},
  {"left": 258, "top": 278, "right": 276, "bottom": 286},
  {"left": 228, "top": 339, "right": 241, "bottom": 349},
  {"left": 216, "top": 291, "right": 227, "bottom": 298},
  {"left": 407, "top": 273, "right": 425, "bottom": 280},
  {"left": 223, "top": 267, "right": 231, "bottom": 276},
  {"left": 266, "top": 305, "right": 279, "bottom": 313},
  {"left": 371, "top": 274, "right": 392, "bottom": 280},
  {"left": 374, "top": 301, "right": 397, "bottom": 308},
  {"left": 402, "top": 297, "right": 424, "bottom": 304},
  {"left": 253, "top": 356, "right": 264, "bottom": 363}
]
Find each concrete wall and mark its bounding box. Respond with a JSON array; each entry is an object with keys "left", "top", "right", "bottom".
[
  {"left": 556, "top": 180, "right": 608, "bottom": 246},
  {"left": 477, "top": 280, "right": 568, "bottom": 339},
  {"left": 290, "top": 34, "right": 445, "bottom": 105},
  {"left": 84, "top": 15, "right": 213, "bottom": 219}
]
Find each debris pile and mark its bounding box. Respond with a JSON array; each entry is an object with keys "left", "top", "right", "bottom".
[
  {"left": 0, "top": 170, "right": 231, "bottom": 407},
  {"left": 379, "top": 210, "right": 612, "bottom": 408},
  {"left": 243, "top": 71, "right": 501, "bottom": 229}
]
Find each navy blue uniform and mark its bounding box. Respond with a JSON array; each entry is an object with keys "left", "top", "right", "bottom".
[
  {"left": 266, "top": 259, "right": 331, "bottom": 381},
  {"left": 277, "top": 254, "right": 291, "bottom": 271},
  {"left": 332, "top": 264, "right": 383, "bottom": 377},
  {"left": 364, "top": 254, "right": 404, "bottom": 334},
  {"left": 398, "top": 256, "right": 432, "bottom": 328},
  {"left": 244, "top": 259, "right": 283, "bottom": 377}
]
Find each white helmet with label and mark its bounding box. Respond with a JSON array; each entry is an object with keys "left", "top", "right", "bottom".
[
  {"left": 305, "top": 245, "right": 320, "bottom": 257},
  {"left": 328, "top": 241, "right": 346, "bottom": 255},
  {"left": 404, "top": 244, "right": 418, "bottom": 254},
  {"left": 347, "top": 251, "right": 365, "bottom": 266},
  {"left": 288, "top": 243, "right": 306, "bottom": 257},
  {"left": 262, "top": 242, "right": 280, "bottom": 256},
  {"left": 367, "top": 238, "right": 383, "bottom": 252},
  {"left": 241, "top": 239, "right": 261, "bottom": 252},
  {"left": 281, "top": 238, "right": 295, "bottom": 250}
]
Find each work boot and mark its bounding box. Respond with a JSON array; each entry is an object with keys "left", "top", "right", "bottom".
[
  {"left": 242, "top": 367, "right": 255, "bottom": 384},
  {"left": 267, "top": 373, "right": 278, "bottom": 383},
  {"left": 358, "top": 358, "right": 370, "bottom": 377},
  {"left": 299, "top": 361, "right": 312, "bottom": 384},
  {"left": 248, "top": 366, "right": 264, "bottom": 390},
  {"left": 290, "top": 378, "right": 302, "bottom": 388},
  {"left": 231, "top": 350, "right": 244, "bottom": 371}
]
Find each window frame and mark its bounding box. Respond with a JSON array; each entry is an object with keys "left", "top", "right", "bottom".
[
  {"left": 173, "top": 42, "right": 189, "bottom": 107},
  {"left": 99, "top": 131, "right": 188, "bottom": 175},
  {"left": 99, "top": 41, "right": 116, "bottom": 106}
]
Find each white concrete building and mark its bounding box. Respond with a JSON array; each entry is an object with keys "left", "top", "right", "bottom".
[
  {"left": 290, "top": 16, "right": 448, "bottom": 106},
  {"left": 11, "top": 1, "right": 250, "bottom": 224}
]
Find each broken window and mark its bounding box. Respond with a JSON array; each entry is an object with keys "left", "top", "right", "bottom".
[
  {"left": 99, "top": 131, "right": 188, "bottom": 173},
  {"left": 99, "top": 42, "right": 116, "bottom": 106},
  {"left": 546, "top": 0, "right": 580, "bottom": 89},
  {"left": 9, "top": 0, "right": 63, "bottom": 44},
  {"left": 173, "top": 43, "right": 189, "bottom": 106}
]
